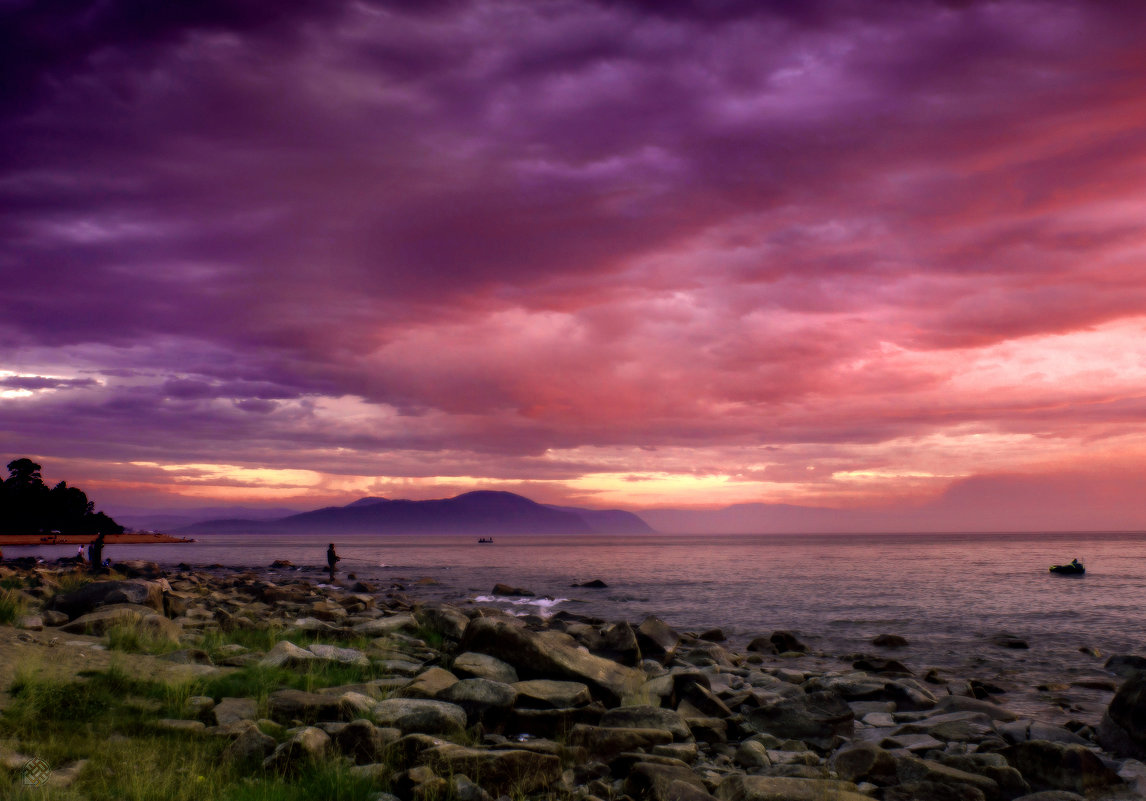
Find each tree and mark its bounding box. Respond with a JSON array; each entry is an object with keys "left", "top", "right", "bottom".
[{"left": 0, "top": 458, "right": 123, "bottom": 536}]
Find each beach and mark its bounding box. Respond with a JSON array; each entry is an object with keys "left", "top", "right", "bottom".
[{"left": 1, "top": 555, "right": 1145, "bottom": 800}]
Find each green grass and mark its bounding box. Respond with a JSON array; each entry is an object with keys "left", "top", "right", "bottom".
[
  {"left": 55, "top": 571, "right": 97, "bottom": 593},
  {"left": 222, "top": 763, "right": 383, "bottom": 801},
  {"left": 0, "top": 576, "right": 26, "bottom": 589},
  {"left": 0, "top": 587, "right": 27, "bottom": 624},
  {"left": 105, "top": 619, "right": 183, "bottom": 655},
  {"left": 196, "top": 627, "right": 377, "bottom": 662}
]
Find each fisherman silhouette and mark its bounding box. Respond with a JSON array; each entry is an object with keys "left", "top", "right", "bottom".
[{"left": 326, "top": 543, "right": 341, "bottom": 582}]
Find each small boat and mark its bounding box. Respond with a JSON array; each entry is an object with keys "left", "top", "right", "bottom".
[
  {"left": 1049, "top": 558, "right": 1085, "bottom": 575},
  {"left": 477, "top": 537, "right": 494, "bottom": 544}
]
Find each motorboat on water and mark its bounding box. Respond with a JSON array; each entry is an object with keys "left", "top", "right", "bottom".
[
  {"left": 1049, "top": 558, "right": 1085, "bottom": 575},
  {"left": 477, "top": 537, "right": 494, "bottom": 544}
]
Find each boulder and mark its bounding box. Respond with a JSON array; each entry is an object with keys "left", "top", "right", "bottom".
[
  {"left": 491, "top": 583, "right": 535, "bottom": 597},
  {"left": 222, "top": 721, "right": 277, "bottom": 766},
  {"left": 895, "top": 756, "right": 999, "bottom": 797},
  {"left": 637, "top": 616, "right": 681, "bottom": 660},
  {"left": 883, "top": 782, "right": 985, "bottom": 801},
  {"left": 414, "top": 603, "right": 470, "bottom": 641},
  {"left": 452, "top": 651, "right": 519, "bottom": 684},
  {"left": 872, "top": 634, "right": 909, "bottom": 648},
  {"left": 734, "top": 740, "right": 771, "bottom": 769},
  {"left": 399, "top": 667, "right": 459, "bottom": 699},
  {"left": 332, "top": 718, "right": 401, "bottom": 764},
  {"left": 1098, "top": 673, "right": 1146, "bottom": 758},
  {"left": 263, "top": 726, "right": 330, "bottom": 774},
  {"left": 1105, "top": 654, "right": 1146, "bottom": 679},
  {"left": 260, "top": 640, "right": 317, "bottom": 668},
  {"left": 770, "top": 631, "right": 808, "bottom": 653},
  {"left": 569, "top": 723, "right": 673, "bottom": 758},
  {"left": 308, "top": 643, "right": 370, "bottom": 667},
  {"left": 716, "top": 774, "right": 870, "bottom": 801},
  {"left": 439, "top": 678, "right": 517, "bottom": 728},
  {"left": 1003, "top": 741, "right": 1122, "bottom": 794},
  {"left": 747, "top": 637, "right": 778, "bottom": 654},
  {"left": 600, "top": 705, "right": 691, "bottom": 741},
  {"left": 419, "top": 744, "right": 560, "bottom": 796},
  {"left": 459, "top": 617, "right": 644, "bottom": 704},
  {"left": 52, "top": 580, "right": 164, "bottom": 617},
  {"left": 598, "top": 621, "right": 642, "bottom": 666},
  {"left": 213, "top": 697, "right": 258, "bottom": 727},
  {"left": 267, "top": 689, "right": 352, "bottom": 724},
  {"left": 624, "top": 761, "right": 708, "bottom": 801},
  {"left": 513, "top": 679, "right": 591, "bottom": 709},
  {"left": 829, "top": 742, "right": 897, "bottom": 785},
  {"left": 373, "top": 698, "right": 467, "bottom": 736},
  {"left": 60, "top": 603, "right": 181, "bottom": 642},
  {"left": 111, "top": 560, "right": 165, "bottom": 579},
  {"left": 352, "top": 614, "right": 418, "bottom": 637},
  {"left": 747, "top": 690, "right": 854, "bottom": 749}
]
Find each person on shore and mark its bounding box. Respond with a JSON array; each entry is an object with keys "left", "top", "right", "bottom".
[
  {"left": 326, "top": 543, "right": 341, "bottom": 582},
  {"left": 76, "top": 545, "right": 86, "bottom": 563},
  {"left": 88, "top": 532, "right": 105, "bottom": 573}
]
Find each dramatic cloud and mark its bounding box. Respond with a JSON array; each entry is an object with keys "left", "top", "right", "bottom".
[{"left": 4, "top": 0, "right": 1146, "bottom": 526}]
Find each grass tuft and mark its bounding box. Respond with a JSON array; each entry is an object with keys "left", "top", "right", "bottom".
[
  {"left": 0, "top": 588, "right": 28, "bottom": 624},
  {"left": 105, "top": 619, "right": 181, "bottom": 655}
]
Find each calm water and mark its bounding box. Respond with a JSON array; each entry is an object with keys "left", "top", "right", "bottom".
[{"left": 12, "top": 530, "right": 1145, "bottom": 719}]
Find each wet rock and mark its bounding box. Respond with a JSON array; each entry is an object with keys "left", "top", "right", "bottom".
[
  {"left": 1003, "top": 740, "right": 1122, "bottom": 794},
  {"left": 600, "top": 704, "right": 692, "bottom": 741},
  {"left": 770, "top": 631, "right": 808, "bottom": 653},
  {"left": 1105, "top": 654, "right": 1146, "bottom": 679},
  {"left": 419, "top": 744, "right": 561, "bottom": 796},
  {"left": 263, "top": 726, "right": 330, "bottom": 774},
  {"left": 873, "top": 634, "right": 909, "bottom": 648},
  {"left": 895, "top": 756, "right": 999, "bottom": 797},
  {"left": 373, "top": 698, "right": 467, "bottom": 736},
  {"left": 112, "top": 560, "right": 166, "bottom": 579},
  {"left": 572, "top": 579, "right": 609, "bottom": 588},
  {"left": 883, "top": 781, "right": 985, "bottom": 801},
  {"left": 492, "top": 583, "right": 535, "bottom": 597},
  {"left": 1098, "top": 673, "right": 1146, "bottom": 759},
  {"left": 747, "top": 637, "right": 778, "bottom": 654},
  {"left": 747, "top": 691, "right": 854, "bottom": 750},
  {"left": 513, "top": 679, "right": 592, "bottom": 709},
  {"left": 991, "top": 634, "right": 1029, "bottom": 649},
  {"left": 852, "top": 657, "right": 911, "bottom": 675},
  {"left": 938, "top": 753, "right": 1030, "bottom": 798},
  {"left": 715, "top": 774, "right": 870, "bottom": 801},
  {"left": 637, "top": 616, "right": 682, "bottom": 660},
  {"left": 699, "top": 628, "right": 725, "bottom": 642},
  {"left": 460, "top": 617, "right": 644, "bottom": 704},
  {"left": 452, "top": 651, "right": 519, "bottom": 684}
]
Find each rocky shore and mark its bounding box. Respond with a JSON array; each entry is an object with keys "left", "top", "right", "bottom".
[{"left": 2, "top": 558, "right": 1145, "bottom": 800}]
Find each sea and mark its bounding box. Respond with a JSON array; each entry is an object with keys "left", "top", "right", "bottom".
[{"left": 10, "top": 529, "right": 1146, "bottom": 721}]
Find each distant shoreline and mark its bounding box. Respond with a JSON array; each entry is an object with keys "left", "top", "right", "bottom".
[{"left": 0, "top": 531, "right": 193, "bottom": 545}]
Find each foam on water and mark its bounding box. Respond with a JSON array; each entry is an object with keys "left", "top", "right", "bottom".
[{"left": 471, "top": 595, "right": 569, "bottom": 618}]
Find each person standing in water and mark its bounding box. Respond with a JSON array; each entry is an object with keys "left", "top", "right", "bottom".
[{"left": 326, "top": 543, "right": 340, "bottom": 582}]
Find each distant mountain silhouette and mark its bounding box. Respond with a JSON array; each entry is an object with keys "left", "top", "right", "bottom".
[{"left": 182, "top": 490, "right": 654, "bottom": 535}]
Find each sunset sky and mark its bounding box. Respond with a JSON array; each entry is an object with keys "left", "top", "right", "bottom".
[{"left": 3, "top": 1, "right": 1146, "bottom": 529}]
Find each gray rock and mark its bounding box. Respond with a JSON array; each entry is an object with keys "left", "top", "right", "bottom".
[
  {"left": 637, "top": 616, "right": 681, "bottom": 660},
  {"left": 414, "top": 603, "right": 469, "bottom": 641},
  {"left": 624, "top": 761, "right": 709, "bottom": 801},
  {"left": 333, "top": 718, "right": 401, "bottom": 764},
  {"left": 52, "top": 579, "right": 165, "bottom": 617},
  {"left": 308, "top": 643, "right": 369, "bottom": 667},
  {"left": 373, "top": 698, "right": 467, "bottom": 736},
  {"left": 399, "top": 667, "right": 459, "bottom": 699},
  {"left": 716, "top": 774, "right": 871, "bottom": 801},
  {"left": 512, "top": 679, "right": 591, "bottom": 709},
  {"left": 352, "top": 614, "right": 417, "bottom": 637},
  {"left": 60, "top": 603, "right": 181, "bottom": 642},
  {"left": 1003, "top": 740, "right": 1122, "bottom": 794},
  {"left": 439, "top": 678, "right": 517, "bottom": 727},
  {"left": 829, "top": 742, "right": 897, "bottom": 785},
  {"left": 747, "top": 690, "right": 854, "bottom": 750},
  {"left": 895, "top": 756, "right": 999, "bottom": 797},
  {"left": 452, "top": 651, "right": 519, "bottom": 684},
  {"left": 569, "top": 723, "right": 673, "bottom": 758},
  {"left": 599, "top": 704, "right": 691, "bottom": 741},
  {"left": 260, "top": 640, "right": 317, "bottom": 668},
  {"left": 735, "top": 739, "right": 772, "bottom": 769},
  {"left": 459, "top": 617, "right": 643, "bottom": 704},
  {"left": 1104, "top": 654, "right": 1146, "bottom": 679},
  {"left": 1098, "top": 673, "right": 1146, "bottom": 759},
  {"left": 419, "top": 744, "right": 561, "bottom": 796},
  {"left": 223, "top": 721, "right": 277, "bottom": 766},
  {"left": 213, "top": 697, "right": 258, "bottom": 726},
  {"left": 263, "top": 726, "right": 330, "bottom": 774},
  {"left": 267, "top": 689, "right": 352, "bottom": 724}
]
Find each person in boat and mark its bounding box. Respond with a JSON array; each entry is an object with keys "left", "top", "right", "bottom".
[
  {"left": 88, "top": 532, "right": 106, "bottom": 573},
  {"left": 326, "top": 543, "right": 341, "bottom": 582}
]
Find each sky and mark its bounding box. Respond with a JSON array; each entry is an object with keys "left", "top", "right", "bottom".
[{"left": 3, "top": 0, "right": 1146, "bottom": 529}]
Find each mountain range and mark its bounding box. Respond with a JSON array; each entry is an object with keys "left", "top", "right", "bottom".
[{"left": 180, "top": 490, "right": 653, "bottom": 535}]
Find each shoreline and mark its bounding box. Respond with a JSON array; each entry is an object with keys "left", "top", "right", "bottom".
[
  {"left": 0, "top": 531, "right": 194, "bottom": 545},
  {"left": 1, "top": 557, "right": 1144, "bottom": 798}
]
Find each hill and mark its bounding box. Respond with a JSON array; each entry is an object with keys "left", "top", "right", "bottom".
[{"left": 183, "top": 490, "right": 654, "bottom": 535}]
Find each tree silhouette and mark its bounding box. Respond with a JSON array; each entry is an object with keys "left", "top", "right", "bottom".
[{"left": 1, "top": 458, "right": 124, "bottom": 536}]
